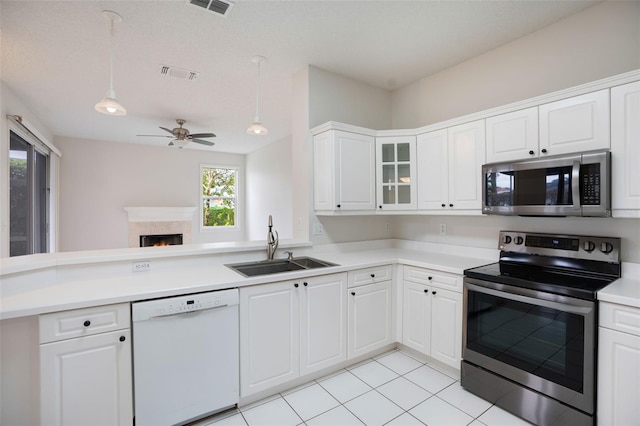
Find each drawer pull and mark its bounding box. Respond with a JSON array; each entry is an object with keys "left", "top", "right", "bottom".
[
  {"left": 351, "top": 292, "right": 356, "bottom": 296},
  {"left": 424, "top": 289, "right": 428, "bottom": 293},
  {"left": 428, "top": 276, "right": 432, "bottom": 280},
  {"left": 432, "top": 291, "right": 437, "bottom": 295},
  {"left": 83, "top": 320, "right": 91, "bottom": 327},
  {"left": 119, "top": 336, "right": 126, "bottom": 342},
  {"left": 370, "top": 274, "right": 375, "bottom": 278},
  {"left": 303, "top": 282, "right": 308, "bottom": 287},
  {"left": 294, "top": 283, "right": 299, "bottom": 288}
]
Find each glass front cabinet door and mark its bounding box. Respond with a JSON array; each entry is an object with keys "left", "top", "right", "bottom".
[{"left": 376, "top": 136, "right": 417, "bottom": 210}]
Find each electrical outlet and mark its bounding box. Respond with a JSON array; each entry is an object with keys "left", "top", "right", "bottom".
[
  {"left": 296, "top": 217, "right": 303, "bottom": 230},
  {"left": 312, "top": 223, "right": 324, "bottom": 235},
  {"left": 439, "top": 224, "right": 447, "bottom": 236},
  {"left": 385, "top": 222, "right": 391, "bottom": 233},
  {"left": 132, "top": 261, "right": 151, "bottom": 272}
]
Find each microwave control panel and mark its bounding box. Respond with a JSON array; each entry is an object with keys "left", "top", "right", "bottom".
[{"left": 580, "top": 163, "right": 601, "bottom": 205}]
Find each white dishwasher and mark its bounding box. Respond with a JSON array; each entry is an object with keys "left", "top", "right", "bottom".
[{"left": 132, "top": 288, "right": 239, "bottom": 426}]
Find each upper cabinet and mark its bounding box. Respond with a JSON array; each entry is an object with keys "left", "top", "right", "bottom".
[
  {"left": 376, "top": 136, "right": 417, "bottom": 211},
  {"left": 486, "top": 107, "right": 539, "bottom": 163},
  {"left": 611, "top": 81, "right": 640, "bottom": 217},
  {"left": 313, "top": 129, "right": 376, "bottom": 213},
  {"left": 417, "top": 120, "right": 485, "bottom": 212},
  {"left": 539, "top": 89, "right": 610, "bottom": 156}
]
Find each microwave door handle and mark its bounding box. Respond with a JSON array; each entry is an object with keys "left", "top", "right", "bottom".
[{"left": 572, "top": 160, "right": 581, "bottom": 211}]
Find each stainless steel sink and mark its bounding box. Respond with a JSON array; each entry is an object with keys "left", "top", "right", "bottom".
[{"left": 226, "top": 257, "right": 338, "bottom": 277}]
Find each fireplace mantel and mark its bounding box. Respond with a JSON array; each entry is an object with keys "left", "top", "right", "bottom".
[{"left": 124, "top": 207, "right": 197, "bottom": 222}]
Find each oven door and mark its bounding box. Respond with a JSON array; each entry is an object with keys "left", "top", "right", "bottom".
[{"left": 463, "top": 277, "right": 596, "bottom": 414}]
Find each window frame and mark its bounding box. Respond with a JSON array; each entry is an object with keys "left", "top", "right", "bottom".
[{"left": 200, "top": 164, "right": 239, "bottom": 231}]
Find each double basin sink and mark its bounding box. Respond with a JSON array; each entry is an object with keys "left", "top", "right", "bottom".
[{"left": 226, "top": 257, "right": 338, "bottom": 277}]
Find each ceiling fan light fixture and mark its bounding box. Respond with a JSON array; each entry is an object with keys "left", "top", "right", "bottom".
[
  {"left": 96, "top": 10, "right": 126, "bottom": 117},
  {"left": 247, "top": 55, "right": 267, "bottom": 136}
]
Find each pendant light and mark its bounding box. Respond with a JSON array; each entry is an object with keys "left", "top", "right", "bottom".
[
  {"left": 95, "top": 10, "right": 127, "bottom": 116},
  {"left": 247, "top": 55, "right": 268, "bottom": 135}
]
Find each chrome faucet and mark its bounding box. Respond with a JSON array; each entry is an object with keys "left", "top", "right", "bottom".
[{"left": 267, "top": 215, "right": 279, "bottom": 260}]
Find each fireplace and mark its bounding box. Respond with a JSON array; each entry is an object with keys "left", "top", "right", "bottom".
[
  {"left": 124, "top": 207, "right": 196, "bottom": 248},
  {"left": 140, "top": 233, "right": 184, "bottom": 247}
]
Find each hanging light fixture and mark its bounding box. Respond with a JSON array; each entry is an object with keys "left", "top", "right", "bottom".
[
  {"left": 247, "top": 55, "right": 268, "bottom": 135},
  {"left": 95, "top": 10, "right": 127, "bottom": 116}
]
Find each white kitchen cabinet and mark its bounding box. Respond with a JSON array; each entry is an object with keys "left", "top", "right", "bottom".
[
  {"left": 416, "top": 120, "right": 485, "bottom": 212},
  {"left": 486, "top": 107, "right": 539, "bottom": 163},
  {"left": 376, "top": 136, "right": 417, "bottom": 211},
  {"left": 347, "top": 274, "right": 393, "bottom": 359},
  {"left": 401, "top": 266, "right": 463, "bottom": 369},
  {"left": 611, "top": 81, "right": 640, "bottom": 217},
  {"left": 539, "top": 89, "right": 610, "bottom": 156},
  {"left": 314, "top": 129, "right": 376, "bottom": 212},
  {"left": 597, "top": 302, "right": 640, "bottom": 426},
  {"left": 240, "top": 273, "right": 347, "bottom": 397},
  {"left": 39, "top": 304, "right": 132, "bottom": 426}
]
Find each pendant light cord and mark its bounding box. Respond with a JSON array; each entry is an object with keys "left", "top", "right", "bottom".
[
  {"left": 254, "top": 59, "right": 261, "bottom": 122},
  {"left": 109, "top": 16, "right": 115, "bottom": 94}
]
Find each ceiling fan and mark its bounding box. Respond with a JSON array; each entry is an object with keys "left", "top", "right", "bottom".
[{"left": 137, "top": 119, "right": 216, "bottom": 147}]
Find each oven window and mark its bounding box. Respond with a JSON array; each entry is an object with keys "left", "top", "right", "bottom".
[
  {"left": 466, "top": 289, "right": 584, "bottom": 392},
  {"left": 485, "top": 166, "right": 573, "bottom": 207}
]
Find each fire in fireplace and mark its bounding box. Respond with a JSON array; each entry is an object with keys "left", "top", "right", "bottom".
[{"left": 139, "top": 234, "right": 184, "bottom": 247}]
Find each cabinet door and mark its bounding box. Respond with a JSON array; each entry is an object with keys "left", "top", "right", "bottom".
[
  {"left": 597, "top": 327, "right": 640, "bottom": 426},
  {"left": 336, "top": 131, "right": 376, "bottom": 211},
  {"left": 348, "top": 281, "right": 393, "bottom": 359},
  {"left": 486, "top": 107, "right": 539, "bottom": 163},
  {"left": 376, "top": 136, "right": 417, "bottom": 211},
  {"left": 539, "top": 89, "right": 610, "bottom": 156},
  {"left": 300, "top": 273, "right": 347, "bottom": 376},
  {"left": 416, "top": 129, "right": 449, "bottom": 210},
  {"left": 430, "top": 288, "right": 462, "bottom": 369},
  {"left": 40, "top": 330, "right": 133, "bottom": 426},
  {"left": 402, "top": 281, "right": 431, "bottom": 354},
  {"left": 240, "top": 281, "right": 300, "bottom": 397},
  {"left": 448, "top": 120, "right": 485, "bottom": 210},
  {"left": 611, "top": 81, "right": 640, "bottom": 216}
]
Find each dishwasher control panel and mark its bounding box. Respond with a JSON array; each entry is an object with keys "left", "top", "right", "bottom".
[{"left": 132, "top": 288, "right": 239, "bottom": 321}]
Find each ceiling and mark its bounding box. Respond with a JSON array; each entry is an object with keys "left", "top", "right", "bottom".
[{"left": 1, "top": 0, "right": 599, "bottom": 154}]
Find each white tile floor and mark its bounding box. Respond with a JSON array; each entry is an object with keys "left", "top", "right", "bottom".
[{"left": 206, "top": 349, "right": 533, "bottom": 426}]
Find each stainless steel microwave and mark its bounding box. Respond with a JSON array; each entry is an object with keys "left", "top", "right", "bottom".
[{"left": 482, "top": 151, "right": 611, "bottom": 217}]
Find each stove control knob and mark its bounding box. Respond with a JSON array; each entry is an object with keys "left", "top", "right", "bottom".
[
  {"left": 583, "top": 241, "right": 596, "bottom": 252},
  {"left": 600, "top": 242, "right": 614, "bottom": 254},
  {"left": 514, "top": 236, "right": 524, "bottom": 245},
  {"left": 502, "top": 235, "right": 512, "bottom": 244}
]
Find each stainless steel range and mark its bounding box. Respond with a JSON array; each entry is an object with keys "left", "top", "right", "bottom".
[{"left": 462, "top": 231, "right": 621, "bottom": 426}]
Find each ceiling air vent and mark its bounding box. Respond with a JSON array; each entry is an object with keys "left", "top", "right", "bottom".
[
  {"left": 159, "top": 65, "right": 199, "bottom": 81},
  {"left": 187, "top": 0, "right": 235, "bottom": 17}
]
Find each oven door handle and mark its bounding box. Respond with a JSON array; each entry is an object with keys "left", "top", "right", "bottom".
[
  {"left": 466, "top": 282, "right": 592, "bottom": 315},
  {"left": 572, "top": 160, "right": 581, "bottom": 211}
]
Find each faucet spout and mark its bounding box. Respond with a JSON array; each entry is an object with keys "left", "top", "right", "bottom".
[{"left": 267, "top": 215, "right": 279, "bottom": 260}]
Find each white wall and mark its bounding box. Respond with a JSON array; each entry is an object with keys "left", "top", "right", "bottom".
[
  {"left": 293, "top": 65, "right": 395, "bottom": 244},
  {"left": 392, "top": 1, "right": 640, "bottom": 129},
  {"left": 55, "top": 136, "right": 245, "bottom": 251},
  {"left": 245, "top": 135, "right": 293, "bottom": 241}
]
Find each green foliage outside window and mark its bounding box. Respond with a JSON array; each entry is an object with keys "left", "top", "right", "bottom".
[{"left": 202, "top": 167, "right": 236, "bottom": 227}]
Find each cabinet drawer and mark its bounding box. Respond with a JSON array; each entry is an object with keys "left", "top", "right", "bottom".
[
  {"left": 403, "top": 266, "right": 462, "bottom": 292},
  {"left": 348, "top": 265, "right": 392, "bottom": 288},
  {"left": 40, "top": 303, "right": 130, "bottom": 344},
  {"left": 600, "top": 302, "right": 640, "bottom": 337}
]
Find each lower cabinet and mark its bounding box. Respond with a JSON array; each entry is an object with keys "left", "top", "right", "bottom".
[
  {"left": 39, "top": 303, "right": 132, "bottom": 426},
  {"left": 240, "top": 273, "right": 347, "bottom": 397},
  {"left": 402, "top": 266, "right": 462, "bottom": 369},
  {"left": 347, "top": 266, "right": 394, "bottom": 359},
  {"left": 597, "top": 302, "right": 640, "bottom": 426}
]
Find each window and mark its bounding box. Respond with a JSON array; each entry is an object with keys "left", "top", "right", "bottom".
[
  {"left": 201, "top": 166, "right": 237, "bottom": 228},
  {"left": 9, "top": 130, "right": 50, "bottom": 256}
]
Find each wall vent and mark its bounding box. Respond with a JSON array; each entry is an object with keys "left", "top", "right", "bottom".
[
  {"left": 187, "top": 0, "right": 235, "bottom": 17},
  {"left": 159, "top": 65, "right": 199, "bottom": 81}
]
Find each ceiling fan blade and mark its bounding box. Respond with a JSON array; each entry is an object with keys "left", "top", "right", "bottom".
[
  {"left": 189, "top": 132, "right": 216, "bottom": 138},
  {"left": 159, "top": 126, "right": 175, "bottom": 135},
  {"left": 192, "top": 138, "right": 215, "bottom": 146},
  {"left": 137, "top": 134, "right": 173, "bottom": 138}
]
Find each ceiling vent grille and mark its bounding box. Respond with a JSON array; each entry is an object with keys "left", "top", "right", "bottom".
[
  {"left": 187, "top": 0, "right": 235, "bottom": 17},
  {"left": 159, "top": 65, "right": 199, "bottom": 81}
]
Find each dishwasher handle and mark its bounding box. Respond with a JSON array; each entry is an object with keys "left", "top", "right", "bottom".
[{"left": 149, "top": 304, "right": 230, "bottom": 319}]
